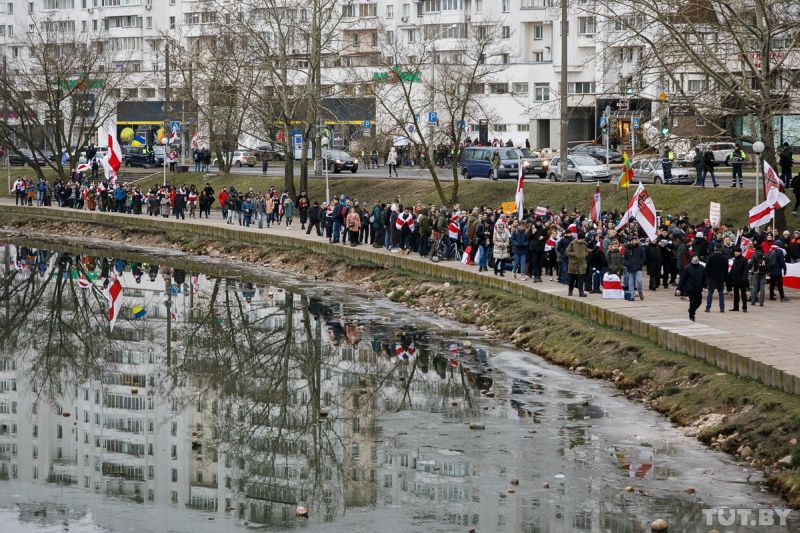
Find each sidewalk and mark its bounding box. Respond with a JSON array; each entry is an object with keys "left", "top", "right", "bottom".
[{"left": 2, "top": 199, "right": 799, "bottom": 395}]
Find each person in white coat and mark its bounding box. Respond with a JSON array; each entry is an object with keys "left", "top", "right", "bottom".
[{"left": 387, "top": 148, "right": 399, "bottom": 177}]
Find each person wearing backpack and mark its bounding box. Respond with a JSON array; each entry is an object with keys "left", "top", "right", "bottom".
[
  {"left": 748, "top": 248, "right": 769, "bottom": 306},
  {"left": 768, "top": 244, "right": 789, "bottom": 302}
]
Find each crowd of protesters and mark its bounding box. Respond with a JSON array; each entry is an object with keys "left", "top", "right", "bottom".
[{"left": 10, "top": 170, "right": 800, "bottom": 322}]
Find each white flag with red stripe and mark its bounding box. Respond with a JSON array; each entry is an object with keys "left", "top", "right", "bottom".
[
  {"left": 461, "top": 245, "right": 472, "bottom": 265},
  {"left": 103, "top": 132, "right": 122, "bottom": 186},
  {"left": 590, "top": 183, "right": 601, "bottom": 222},
  {"left": 75, "top": 163, "right": 91, "bottom": 174},
  {"left": 786, "top": 262, "right": 800, "bottom": 290},
  {"left": 602, "top": 273, "right": 624, "bottom": 299},
  {"left": 616, "top": 182, "right": 657, "bottom": 240},
  {"left": 544, "top": 236, "right": 557, "bottom": 252},
  {"left": 515, "top": 156, "right": 524, "bottom": 220},
  {"left": 77, "top": 277, "right": 92, "bottom": 289},
  {"left": 763, "top": 160, "right": 785, "bottom": 205},
  {"left": 104, "top": 275, "right": 123, "bottom": 332},
  {"left": 748, "top": 187, "right": 791, "bottom": 227},
  {"left": 191, "top": 129, "right": 199, "bottom": 149},
  {"left": 534, "top": 206, "right": 547, "bottom": 217}
]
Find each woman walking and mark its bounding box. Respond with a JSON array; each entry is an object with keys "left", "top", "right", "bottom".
[{"left": 493, "top": 216, "right": 510, "bottom": 276}]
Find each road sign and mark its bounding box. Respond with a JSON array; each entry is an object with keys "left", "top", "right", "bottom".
[
  {"left": 170, "top": 121, "right": 181, "bottom": 134},
  {"left": 631, "top": 117, "right": 640, "bottom": 129},
  {"left": 428, "top": 112, "right": 438, "bottom": 123},
  {"left": 407, "top": 124, "right": 416, "bottom": 134},
  {"left": 363, "top": 120, "right": 371, "bottom": 130},
  {"left": 658, "top": 91, "right": 668, "bottom": 101},
  {"left": 599, "top": 116, "right": 607, "bottom": 127}
]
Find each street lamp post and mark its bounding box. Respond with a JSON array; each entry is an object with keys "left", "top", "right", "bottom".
[
  {"left": 753, "top": 141, "right": 765, "bottom": 206},
  {"left": 162, "top": 137, "right": 168, "bottom": 187}
]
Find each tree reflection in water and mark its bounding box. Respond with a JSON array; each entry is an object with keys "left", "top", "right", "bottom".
[{"left": 0, "top": 242, "right": 478, "bottom": 526}]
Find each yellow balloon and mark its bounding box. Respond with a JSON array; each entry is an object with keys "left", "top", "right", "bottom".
[
  {"left": 120, "top": 127, "right": 134, "bottom": 142},
  {"left": 131, "top": 140, "right": 142, "bottom": 147},
  {"left": 156, "top": 128, "right": 165, "bottom": 142}
]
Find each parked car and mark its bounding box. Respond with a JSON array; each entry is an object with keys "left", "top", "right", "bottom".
[
  {"left": 547, "top": 155, "right": 612, "bottom": 182},
  {"left": 460, "top": 147, "right": 521, "bottom": 180},
  {"left": 323, "top": 149, "right": 359, "bottom": 173},
  {"left": 682, "top": 142, "right": 737, "bottom": 166},
  {"left": 569, "top": 143, "right": 624, "bottom": 164},
  {"left": 213, "top": 150, "right": 257, "bottom": 168},
  {"left": 255, "top": 143, "right": 286, "bottom": 161},
  {"left": 8, "top": 148, "right": 47, "bottom": 166},
  {"left": 517, "top": 148, "right": 549, "bottom": 178},
  {"left": 123, "top": 146, "right": 156, "bottom": 168},
  {"left": 631, "top": 159, "right": 694, "bottom": 184}
]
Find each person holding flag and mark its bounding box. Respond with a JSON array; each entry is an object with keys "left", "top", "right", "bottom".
[
  {"left": 515, "top": 152, "right": 524, "bottom": 220},
  {"left": 590, "top": 183, "right": 601, "bottom": 222},
  {"left": 616, "top": 182, "right": 658, "bottom": 241}
]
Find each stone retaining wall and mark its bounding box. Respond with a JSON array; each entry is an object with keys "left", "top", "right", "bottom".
[{"left": 4, "top": 204, "right": 797, "bottom": 395}]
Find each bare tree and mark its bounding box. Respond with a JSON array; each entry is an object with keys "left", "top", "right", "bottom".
[
  {"left": 596, "top": 0, "right": 800, "bottom": 161},
  {"left": 0, "top": 23, "right": 133, "bottom": 179},
  {"left": 168, "top": 15, "right": 259, "bottom": 175},
  {"left": 363, "top": 19, "right": 510, "bottom": 206}
]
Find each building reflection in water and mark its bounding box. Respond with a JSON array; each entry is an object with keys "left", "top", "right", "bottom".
[{"left": 0, "top": 242, "right": 777, "bottom": 533}]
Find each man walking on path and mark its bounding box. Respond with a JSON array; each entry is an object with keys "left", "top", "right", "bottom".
[
  {"left": 677, "top": 256, "right": 707, "bottom": 321},
  {"left": 729, "top": 248, "right": 749, "bottom": 312},
  {"left": 704, "top": 244, "right": 727, "bottom": 312}
]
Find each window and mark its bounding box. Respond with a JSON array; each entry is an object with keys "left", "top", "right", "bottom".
[
  {"left": 494, "top": 124, "right": 507, "bottom": 132},
  {"left": 169, "top": 16, "right": 175, "bottom": 29},
  {"left": 535, "top": 83, "right": 550, "bottom": 100},
  {"left": 386, "top": 4, "right": 393, "bottom": 18},
  {"left": 386, "top": 31, "right": 394, "bottom": 44},
  {"left": 146, "top": 17, "right": 151, "bottom": 29},
  {"left": 342, "top": 4, "right": 356, "bottom": 17},
  {"left": 171, "top": 469, "right": 178, "bottom": 482},
  {"left": 687, "top": 79, "right": 708, "bottom": 92},
  {"left": 518, "top": 124, "right": 530, "bottom": 132},
  {"left": 490, "top": 83, "right": 508, "bottom": 94},
  {"left": 28, "top": 2, "right": 33, "bottom": 13},
  {"left": 402, "top": 3, "right": 410, "bottom": 18},
  {"left": 501, "top": 53, "right": 509, "bottom": 64},
  {"left": 533, "top": 25, "right": 543, "bottom": 40},
  {"left": 532, "top": 52, "right": 544, "bottom": 62},
  {"left": 359, "top": 3, "right": 377, "bottom": 17},
  {"left": 502, "top": 0, "right": 510, "bottom": 11},
  {"left": 475, "top": 0, "right": 482, "bottom": 11},
  {"left": 7, "top": 3, "right": 12, "bottom": 14},
  {"left": 406, "top": 29, "right": 416, "bottom": 43},
  {"left": 171, "top": 445, "right": 177, "bottom": 459},
  {"left": 567, "top": 82, "right": 595, "bottom": 94},
  {"left": 502, "top": 26, "right": 510, "bottom": 39},
  {"left": 578, "top": 17, "right": 596, "bottom": 35},
  {"left": 44, "top": 0, "right": 74, "bottom": 8},
  {"left": 513, "top": 82, "right": 529, "bottom": 94},
  {"left": 171, "top": 491, "right": 178, "bottom": 503}
]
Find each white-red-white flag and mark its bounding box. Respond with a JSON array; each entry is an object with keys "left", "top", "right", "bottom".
[
  {"left": 191, "top": 129, "right": 199, "bottom": 149},
  {"left": 763, "top": 160, "right": 785, "bottom": 205},
  {"left": 544, "top": 236, "right": 557, "bottom": 252},
  {"left": 104, "top": 275, "right": 123, "bottom": 332},
  {"left": 77, "top": 277, "right": 92, "bottom": 289},
  {"left": 748, "top": 187, "right": 791, "bottom": 227},
  {"left": 590, "top": 183, "right": 601, "bottom": 222},
  {"left": 75, "top": 163, "right": 91, "bottom": 174},
  {"left": 515, "top": 156, "right": 524, "bottom": 220},
  {"left": 534, "top": 206, "right": 547, "bottom": 217},
  {"left": 616, "top": 182, "right": 657, "bottom": 239},
  {"left": 103, "top": 133, "right": 122, "bottom": 186}
]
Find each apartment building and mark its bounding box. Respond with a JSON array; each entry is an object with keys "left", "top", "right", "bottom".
[{"left": 0, "top": 0, "right": 625, "bottom": 150}]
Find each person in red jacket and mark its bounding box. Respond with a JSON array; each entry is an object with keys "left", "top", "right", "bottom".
[{"left": 218, "top": 188, "right": 229, "bottom": 219}]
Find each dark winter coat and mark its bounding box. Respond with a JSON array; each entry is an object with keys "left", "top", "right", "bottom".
[{"left": 678, "top": 262, "right": 707, "bottom": 294}]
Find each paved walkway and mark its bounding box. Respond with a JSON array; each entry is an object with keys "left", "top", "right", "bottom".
[{"left": 2, "top": 199, "right": 799, "bottom": 394}]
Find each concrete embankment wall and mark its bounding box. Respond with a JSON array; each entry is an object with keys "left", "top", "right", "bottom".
[{"left": 3, "top": 204, "right": 797, "bottom": 396}]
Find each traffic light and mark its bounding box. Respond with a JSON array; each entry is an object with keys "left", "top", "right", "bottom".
[
  {"left": 660, "top": 126, "right": 669, "bottom": 136},
  {"left": 626, "top": 87, "right": 634, "bottom": 96}
]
